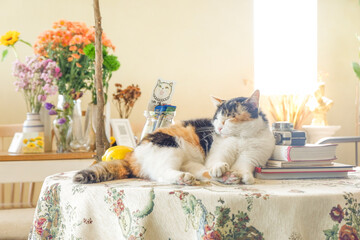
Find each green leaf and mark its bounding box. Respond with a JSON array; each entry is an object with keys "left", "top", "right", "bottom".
[
  {"left": 353, "top": 62, "right": 360, "bottom": 79},
  {"left": 1, "top": 49, "right": 8, "bottom": 61},
  {"left": 19, "top": 39, "right": 32, "bottom": 48},
  {"left": 103, "top": 55, "right": 120, "bottom": 71},
  {"left": 83, "top": 44, "right": 95, "bottom": 59}
]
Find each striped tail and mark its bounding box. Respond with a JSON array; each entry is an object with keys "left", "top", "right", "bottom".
[{"left": 73, "top": 151, "right": 140, "bottom": 184}]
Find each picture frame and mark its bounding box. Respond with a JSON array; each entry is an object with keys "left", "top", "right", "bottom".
[
  {"left": 8, "top": 132, "right": 23, "bottom": 153},
  {"left": 110, "top": 119, "right": 136, "bottom": 148}
]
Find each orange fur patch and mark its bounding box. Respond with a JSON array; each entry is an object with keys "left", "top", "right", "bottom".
[
  {"left": 105, "top": 160, "right": 130, "bottom": 179},
  {"left": 156, "top": 124, "right": 204, "bottom": 155},
  {"left": 202, "top": 171, "right": 211, "bottom": 179},
  {"left": 124, "top": 151, "right": 142, "bottom": 177},
  {"left": 231, "top": 112, "right": 252, "bottom": 122}
]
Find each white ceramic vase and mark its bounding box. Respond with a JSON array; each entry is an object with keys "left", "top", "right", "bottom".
[{"left": 23, "top": 113, "right": 44, "bottom": 133}]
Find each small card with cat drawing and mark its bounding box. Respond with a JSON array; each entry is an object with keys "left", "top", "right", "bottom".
[{"left": 148, "top": 79, "right": 176, "bottom": 111}]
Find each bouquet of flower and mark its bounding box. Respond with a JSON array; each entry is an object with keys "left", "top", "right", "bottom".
[
  {"left": 113, "top": 83, "right": 141, "bottom": 118},
  {"left": 33, "top": 19, "right": 116, "bottom": 105},
  {"left": 12, "top": 55, "right": 61, "bottom": 113}
]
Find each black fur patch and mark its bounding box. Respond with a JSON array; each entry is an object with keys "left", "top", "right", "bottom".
[
  {"left": 142, "top": 132, "right": 179, "bottom": 148},
  {"left": 182, "top": 118, "right": 214, "bottom": 156}
]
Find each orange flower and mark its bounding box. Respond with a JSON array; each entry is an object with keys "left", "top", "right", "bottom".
[
  {"left": 69, "top": 45, "right": 77, "bottom": 51},
  {"left": 68, "top": 57, "right": 73, "bottom": 62},
  {"left": 59, "top": 19, "right": 66, "bottom": 26},
  {"left": 70, "top": 35, "right": 83, "bottom": 45},
  {"left": 71, "top": 53, "right": 80, "bottom": 59},
  {"left": 76, "top": 62, "right": 82, "bottom": 68},
  {"left": 78, "top": 48, "right": 84, "bottom": 54}
]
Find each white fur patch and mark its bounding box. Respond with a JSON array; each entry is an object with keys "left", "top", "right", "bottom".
[{"left": 134, "top": 138, "right": 205, "bottom": 184}]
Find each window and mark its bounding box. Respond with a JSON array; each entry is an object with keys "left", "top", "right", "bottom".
[{"left": 254, "top": 0, "right": 317, "bottom": 95}]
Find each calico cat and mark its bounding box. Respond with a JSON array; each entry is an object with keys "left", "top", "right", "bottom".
[
  {"left": 206, "top": 90, "right": 275, "bottom": 184},
  {"left": 73, "top": 90, "right": 275, "bottom": 185}
]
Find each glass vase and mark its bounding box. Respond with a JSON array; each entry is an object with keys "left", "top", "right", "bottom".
[
  {"left": 70, "top": 99, "right": 90, "bottom": 152},
  {"left": 53, "top": 116, "right": 72, "bottom": 153},
  {"left": 84, "top": 103, "right": 97, "bottom": 151}
]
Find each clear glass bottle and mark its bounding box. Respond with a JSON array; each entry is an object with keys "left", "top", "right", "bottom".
[
  {"left": 140, "top": 110, "right": 175, "bottom": 140},
  {"left": 53, "top": 115, "right": 72, "bottom": 153}
]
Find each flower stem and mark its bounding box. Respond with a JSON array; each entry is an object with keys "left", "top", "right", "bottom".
[{"left": 10, "top": 45, "right": 18, "bottom": 59}]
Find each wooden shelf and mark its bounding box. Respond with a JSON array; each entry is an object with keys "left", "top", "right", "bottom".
[{"left": 0, "top": 152, "right": 95, "bottom": 161}]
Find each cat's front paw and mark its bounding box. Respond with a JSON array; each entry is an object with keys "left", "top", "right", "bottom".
[
  {"left": 73, "top": 169, "right": 100, "bottom": 184},
  {"left": 214, "top": 171, "right": 241, "bottom": 185},
  {"left": 209, "top": 162, "right": 229, "bottom": 178},
  {"left": 241, "top": 172, "right": 255, "bottom": 185},
  {"left": 176, "top": 172, "right": 197, "bottom": 186}
]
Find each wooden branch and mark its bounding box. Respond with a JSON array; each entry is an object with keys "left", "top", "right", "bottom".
[{"left": 93, "top": 0, "right": 105, "bottom": 162}]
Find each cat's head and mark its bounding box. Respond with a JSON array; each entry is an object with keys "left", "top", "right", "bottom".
[
  {"left": 211, "top": 90, "right": 264, "bottom": 136},
  {"left": 153, "top": 79, "right": 173, "bottom": 102}
]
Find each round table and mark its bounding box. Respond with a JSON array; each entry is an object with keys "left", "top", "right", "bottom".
[{"left": 29, "top": 169, "right": 360, "bottom": 240}]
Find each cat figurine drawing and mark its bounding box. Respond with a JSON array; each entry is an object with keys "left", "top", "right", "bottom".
[
  {"left": 73, "top": 90, "right": 275, "bottom": 185},
  {"left": 148, "top": 79, "right": 175, "bottom": 111}
]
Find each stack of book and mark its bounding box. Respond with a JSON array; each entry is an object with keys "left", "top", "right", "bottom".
[{"left": 255, "top": 144, "right": 355, "bottom": 180}]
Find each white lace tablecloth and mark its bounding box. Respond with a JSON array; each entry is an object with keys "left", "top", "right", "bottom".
[{"left": 29, "top": 169, "right": 360, "bottom": 240}]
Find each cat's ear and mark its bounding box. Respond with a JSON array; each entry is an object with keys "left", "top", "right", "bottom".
[
  {"left": 210, "top": 96, "right": 225, "bottom": 107},
  {"left": 169, "top": 82, "right": 173, "bottom": 87},
  {"left": 157, "top": 79, "right": 161, "bottom": 85},
  {"left": 245, "top": 90, "right": 260, "bottom": 109}
]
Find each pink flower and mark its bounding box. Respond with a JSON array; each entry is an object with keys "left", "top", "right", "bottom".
[
  {"left": 35, "top": 217, "right": 47, "bottom": 236},
  {"left": 43, "top": 84, "right": 58, "bottom": 95},
  {"left": 38, "top": 95, "right": 47, "bottom": 102}
]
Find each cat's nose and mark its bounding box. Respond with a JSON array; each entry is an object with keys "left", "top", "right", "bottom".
[{"left": 218, "top": 127, "right": 223, "bottom": 132}]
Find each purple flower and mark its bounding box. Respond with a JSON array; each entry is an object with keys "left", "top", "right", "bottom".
[
  {"left": 44, "top": 102, "right": 54, "bottom": 110},
  {"left": 57, "top": 118, "right": 67, "bottom": 125},
  {"left": 48, "top": 109, "right": 57, "bottom": 115}
]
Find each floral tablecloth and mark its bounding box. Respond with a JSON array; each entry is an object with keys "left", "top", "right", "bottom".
[{"left": 29, "top": 169, "right": 360, "bottom": 240}]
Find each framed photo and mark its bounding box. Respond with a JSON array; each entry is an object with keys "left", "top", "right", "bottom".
[{"left": 110, "top": 119, "right": 136, "bottom": 148}]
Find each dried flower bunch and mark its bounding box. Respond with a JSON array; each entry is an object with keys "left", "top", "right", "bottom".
[
  {"left": 268, "top": 95, "right": 311, "bottom": 129},
  {"left": 113, "top": 83, "right": 141, "bottom": 118}
]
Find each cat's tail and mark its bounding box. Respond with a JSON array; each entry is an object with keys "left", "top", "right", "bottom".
[{"left": 73, "top": 151, "right": 141, "bottom": 184}]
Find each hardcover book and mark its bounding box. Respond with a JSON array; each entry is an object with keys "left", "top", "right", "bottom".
[
  {"left": 271, "top": 144, "right": 337, "bottom": 161},
  {"left": 255, "top": 163, "right": 354, "bottom": 180},
  {"left": 266, "top": 159, "right": 335, "bottom": 168}
]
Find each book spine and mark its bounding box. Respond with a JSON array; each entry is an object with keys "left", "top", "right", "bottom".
[
  {"left": 255, "top": 167, "right": 262, "bottom": 173},
  {"left": 286, "top": 146, "right": 292, "bottom": 161}
]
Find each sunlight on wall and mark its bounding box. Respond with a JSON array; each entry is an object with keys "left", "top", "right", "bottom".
[{"left": 254, "top": 0, "right": 317, "bottom": 95}]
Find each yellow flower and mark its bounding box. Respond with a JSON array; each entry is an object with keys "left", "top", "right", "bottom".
[
  {"left": 30, "top": 138, "right": 35, "bottom": 142},
  {"left": 37, "top": 140, "right": 44, "bottom": 147},
  {"left": 23, "top": 139, "right": 28, "bottom": 144},
  {"left": 0, "top": 31, "right": 20, "bottom": 46},
  {"left": 35, "top": 136, "right": 43, "bottom": 141},
  {"left": 27, "top": 142, "right": 36, "bottom": 148}
]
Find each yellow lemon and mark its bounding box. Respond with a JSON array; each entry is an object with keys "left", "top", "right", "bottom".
[{"left": 102, "top": 146, "right": 134, "bottom": 162}]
